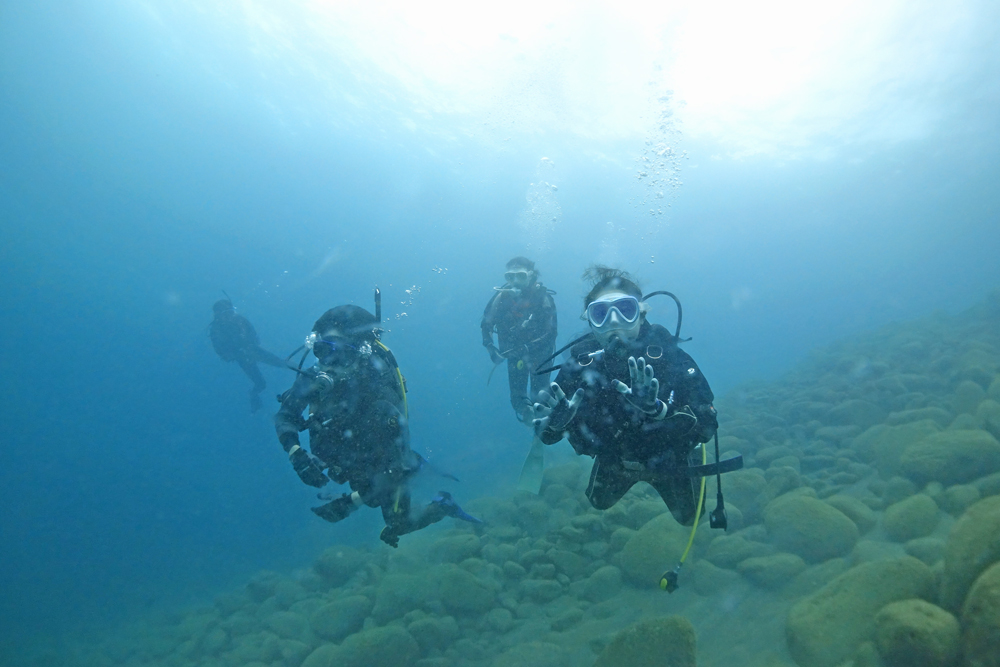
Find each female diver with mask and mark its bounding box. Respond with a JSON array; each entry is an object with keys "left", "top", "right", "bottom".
[{"left": 531, "top": 266, "right": 720, "bottom": 526}]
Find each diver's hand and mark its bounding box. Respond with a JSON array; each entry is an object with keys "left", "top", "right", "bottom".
[
  {"left": 533, "top": 382, "right": 584, "bottom": 432},
  {"left": 289, "top": 445, "right": 328, "bottom": 488},
  {"left": 614, "top": 356, "right": 665, "bottom": 417},
  {"left": 487, "top": 344, "right": 504, "bottom": 365}
]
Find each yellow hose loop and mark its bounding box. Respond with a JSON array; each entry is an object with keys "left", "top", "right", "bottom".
[{"left": 678, "top": 444, "right": 708, "bottom": 566}]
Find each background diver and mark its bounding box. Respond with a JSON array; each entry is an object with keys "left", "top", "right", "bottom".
[
  {"left": 481, "top": 256, "right": 558, "bottom": 425},
  {"left": 274, "top": 301, "right": 479, "bottom": 547},
  {"left": 209, "top": 298, "right": 286, "bottom": 413},
  {"left": 533, "top": 266, "right": 720, "bottom": 525}
]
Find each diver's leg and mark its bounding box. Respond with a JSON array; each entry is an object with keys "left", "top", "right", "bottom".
[
  {"left": 649, "top": 474, "right": 699, "bottom": 526},
  {"left": 238, "top": 358, "right": 267, "bottom": 393},
  {"left": 506, "top": 352, "right": 532, "bottom": 422},
  {"left": 252, "top": 346, "right": 287, "bottom": 368},
  {"left": 586, "top": 457, "right": 636, "bottom": 510},
  {"left": 238, "top": 357, "right": 267, "bottom": 412}
]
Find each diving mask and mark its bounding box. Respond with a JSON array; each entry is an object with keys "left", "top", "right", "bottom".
[
  {"left": 587, "top": 296, "right": 640, "bottom": 328},
  {"left": 504, "top": 270, "right": 532, "bottom": 288}
]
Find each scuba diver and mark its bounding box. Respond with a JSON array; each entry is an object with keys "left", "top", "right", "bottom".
[
  {"left": 209, "top": 298, "right": 286, "bottom": 413},
  {"left": 533, "top": 267, "right": 724, "bottom": 524},
  {"left": 481, "top": 257, "right": 558, "bottom": 424},
  {"left": 274, "top": 297, "right": 479, "bottom": 547}
]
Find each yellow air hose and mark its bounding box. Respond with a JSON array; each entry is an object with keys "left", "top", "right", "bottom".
[{"left": 659, "top": 443, "right": 707, "bottom": 592}]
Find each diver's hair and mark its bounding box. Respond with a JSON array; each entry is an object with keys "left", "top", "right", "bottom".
[
  {"left": 582, "top": 265, "right": 642, "bottom": 307},
  {"left": 506, "top": 256, "right": 536, "bottom": 272}
]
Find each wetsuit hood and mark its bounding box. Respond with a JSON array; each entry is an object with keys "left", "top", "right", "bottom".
[{"left": 313, "top": 305, "right": 379, "bottom": 343}]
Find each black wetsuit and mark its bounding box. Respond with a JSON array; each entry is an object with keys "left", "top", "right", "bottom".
[
  {"left": 481, "top": 283, "right": 558, "bottom": 420},
  {"left": 274, "top": 349, "right": 439, "bottom": 540},
  {"left": 538, "top": 321, "right": 718, "bottom": 525},
  {"left": 209, "top": 313, "right": 285, "bottom": 406}
]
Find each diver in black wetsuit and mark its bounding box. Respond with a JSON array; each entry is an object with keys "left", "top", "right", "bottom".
[
  {"left": 209, "top": 299, "right": 286, "bottom": 412},
  {"left": 533, "top": 267, "right": 719, "bottom": 526},
  {"left": 274, "top": 303, "right": 478, "bottom": 547},
  {"left": 481, "top": 257, "right": 558, "bottom": 424}
]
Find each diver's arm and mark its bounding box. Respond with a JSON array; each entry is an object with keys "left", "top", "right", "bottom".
[
  {"left": 274, "top": 374, "right": 312, "bottom": 453},
  {"left": 535, "top": 374, "right": 584, "bottom": 444},
  {"left": 668, "top": 350, "right": 718, "bottom": 442},
  {"left": 481, "top": 293, "right": 504, "bottom": 361},
  {"left": 540, "top": 292, "right": 558, "bottom": 348}
]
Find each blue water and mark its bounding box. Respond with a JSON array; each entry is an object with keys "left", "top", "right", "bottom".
[{"left": 2, "top": 0, "right": 999, "bottom": 654}]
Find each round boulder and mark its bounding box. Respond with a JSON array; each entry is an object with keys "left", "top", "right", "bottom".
[
  {"left": 874, "top": 599, "right": 960, "bottom": 667},
  {"left": 900, "top": 430, "right": 1000, "bottom": 486},
  {"left": 619, "top": 514, "right": 688, "bottom": 586},
  {"left": 594, "top": 616, "right": 696, "bottom": 667},
  {"left": 882, "top": 494, "right": 940, "bottom": 543},
  {"left": 309, "top": 595, "right": 372, "bottom": 642},
  {"left": 737, "top": 553, "right": 807, "bottom": 590},
  {"left": 764, "top": 494, "right": 859, "bottom": 563},
  {"left": 941, "top": 496, "right": 1000, "bottom": 611},
  {"left": 786, "top": 556, "right": 935, "bottom": 667},
  {"left": 961, "top": 562, "right": 1000, "bottom": 667}
]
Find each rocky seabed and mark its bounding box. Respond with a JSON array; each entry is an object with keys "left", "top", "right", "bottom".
[{"left": 24, "top": 293, "right": 1000, "bottom": 667}]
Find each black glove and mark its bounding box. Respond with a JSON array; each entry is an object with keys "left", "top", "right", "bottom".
[
  {"left": 533, "top": 382, "right": 585, "bottom": 432},
  {"left": 380, "top": 525, "right": 401, "bottom": 548},
  {"left": 487, "top": 344, "right": 504, "bottom": 365},
  {"left": 311, "top": 494, "right": 358, "bottom": 523},
  {"left": 613, "top": 356, "right": 663, "bottom": 416},
  {"left": 289, "top": 445, "right": 328, "bottom": 488}
]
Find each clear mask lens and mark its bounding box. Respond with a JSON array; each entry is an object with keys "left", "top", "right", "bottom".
[{"left": 587, "top": 297, "right": 640, "bottom": 328}]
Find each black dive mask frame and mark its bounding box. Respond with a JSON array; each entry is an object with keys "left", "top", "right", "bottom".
[{"left": 533, "top": 290, "right": 685, "bottom": 376}]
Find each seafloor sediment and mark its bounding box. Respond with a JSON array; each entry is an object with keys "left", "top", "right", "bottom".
[{"left": 28, "top": 291, "right": 1000, "bottom": 666}]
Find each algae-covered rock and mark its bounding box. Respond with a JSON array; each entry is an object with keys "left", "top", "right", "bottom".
[
  {"left": 882, "top": 494, "right": 940, "bottom": 542},
  {"left": 494, "top": 641, "right": 569, "bottom": 667},
  {"left": 593, "top": 616, "right": 696, "bottom": 667},
  {"left": 941, "top": 496, "right": 1000, "bottom": 611},
  {"left": 407, "top": 615, "right": 459, "bottom": 653},
  {"left": 874, "top": 599, "right": 960, "bottom": 667},
  {"left": 437, "top": 564, "right": 495, "bottom": 615},
  {"left": 825, "top": 495, "right": 878, "bottom": 534},
  {"left": 764, "top": 494, "right": 859, "bottom": 563},
  {"left": 265, "top": 610, "right": 308, "bottom": 641},
  {"left": 371, "top": 574, "right": 433, "bottom": 623},
  {"left": 690, "top": 558, "right": 742, "bottom": 596},
  {"left": 904, "top": 537, "right": 946, "bottom": 566},
  {"left": 309, "top": 595, "right": 372, "bottom": 641},
  {"left": 428, "top": 534, "right": 481, "bottom": 563},
  {"left": 900, "top": 430, "right": 1000, "bottom": 486},
  {"left": 852, "top": 421, "right": 941, "bottom": 476},
  {"left": 827, "top": 399, "right": 887, "bottom": 429},
  {"left": 582, "top": 565, "right": 622, "bottom": 602},
  {"left": 313, "top": 546, "right": 367, "bottom": 586},
  {"left": 785, "top": 556, "right": 935, "bottom": 667},
  {"left": 332, "top": 625, "right": 420, "bottom": 667},
  {"left": 705, "top": 534, "right": 775, "bottom": 569},
  {"left": 961, "top": 562, "right": 1000, "bottom": 667},
  {"left": 722, "top": 469, "right": 769, "bottom": 520},
  {"left": 618, "top": 513, "right": 688, "bottom": 585},
  {"left": 301, "top": 644, "right": 340, "bottom": 667},
  {"left": 941, "top": 484, "right": 981, "bottom": 515},
  {"left": 737, "top": 553, "right": 806, "bottom": 589},
  {"left": 953, "top": 380, "right": 987, "bottom": 415},
  {"left": 886, "top": 407, "right": 953, "bottom": 428}
]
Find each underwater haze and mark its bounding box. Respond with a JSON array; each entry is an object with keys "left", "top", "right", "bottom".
[{"left": 2, "top": 0, "right": 1000, "bottom": 663}]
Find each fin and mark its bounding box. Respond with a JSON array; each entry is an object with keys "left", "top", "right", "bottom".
[
  {"left": 517, "top": 435, "right": 545, "bottom": 494},
  {"left": 431, "top": 491, "right": 482, "bottom": 523}
]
